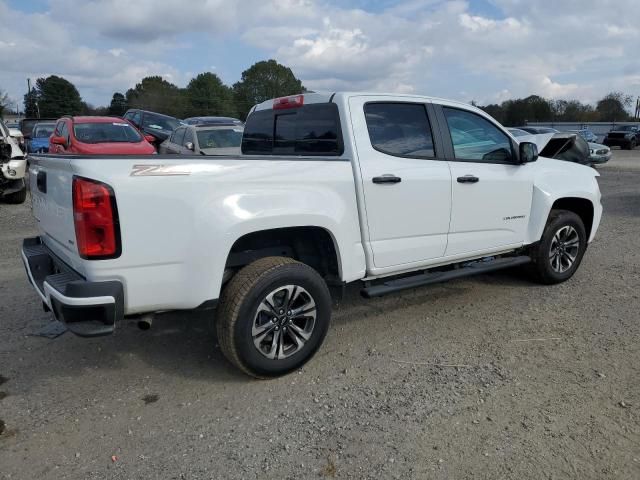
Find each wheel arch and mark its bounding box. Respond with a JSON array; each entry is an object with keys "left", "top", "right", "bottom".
[
  {"left": 550, "top": 197, "right": 594, "bottom": 240},
  {"left": 224, "top": 226, "right": 343, "bottom": 283}
]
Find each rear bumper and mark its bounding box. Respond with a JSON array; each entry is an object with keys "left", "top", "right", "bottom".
[{"left": 21, "top": 237, "right": 123, "bottom": 337}]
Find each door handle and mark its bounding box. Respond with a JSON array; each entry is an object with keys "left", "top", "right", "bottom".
[
  {"left": 372, "top": 175, "right": 402, "bottom": 184},
  {"left": 457, "top": 175, "right": 479, "bottom": 184}
]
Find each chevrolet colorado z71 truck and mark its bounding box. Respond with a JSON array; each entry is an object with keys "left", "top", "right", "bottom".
[{"left": 23, "top": 93, "right": 602, "bottom": 377}]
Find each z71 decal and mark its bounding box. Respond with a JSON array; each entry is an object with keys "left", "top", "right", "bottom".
[{"left": 130, "top": 165, "right": 192, "bottom": 177}]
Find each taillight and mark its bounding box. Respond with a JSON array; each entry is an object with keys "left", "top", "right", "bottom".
[
  {"left": 273, "top": 95, "right": 304, "bottom": 110},
  {"left": 72, "top": 177, "right": 121, "bottom": 259}
]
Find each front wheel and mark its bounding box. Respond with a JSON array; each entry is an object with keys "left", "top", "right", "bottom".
[
  {"left": 216, "top": 257, "right": 332, "bottom": 378},
  {"left": 527, "top": 210, "right": 587, "bottom": 284}
]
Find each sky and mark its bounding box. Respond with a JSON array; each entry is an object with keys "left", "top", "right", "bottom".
[{"left": 0, "top": 0, "right": 639, "bottom": 110}]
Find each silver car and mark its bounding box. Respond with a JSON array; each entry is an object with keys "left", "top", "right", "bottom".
[
  {"left": 588, "top": 142, "right": 611, "bottom": 164},
  {"left": 159, "top": 123, "right": 244, "bottom": 155}
]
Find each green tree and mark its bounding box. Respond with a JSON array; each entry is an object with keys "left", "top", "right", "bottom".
[
  {"left": 596, "top": 92, "right": 632, "bottom": 121},
  {"left": 34, "top": 75, "right": 83, "bottom": 117},
  {"left": 108, "top": 92, "right": 128, "bottom": 116},
  {"left": 233, "top": 60, "right": 305, "bottom": 119},
  {"left": 185, "top": 72, "right": 236, "bottom": 118},
  {"left": 125, "top": 76, "right": 186, "bottom": 118},
  {"left": 23, "top": 87, "right": 38, "bottom": 117}
]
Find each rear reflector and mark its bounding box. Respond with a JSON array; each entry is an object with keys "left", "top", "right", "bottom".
[
  {"left": 273, "top": 95, "right": 304, "bottom": 110},
  {"left": 72, "top": 177, "right": 120, "bottom": 259}
]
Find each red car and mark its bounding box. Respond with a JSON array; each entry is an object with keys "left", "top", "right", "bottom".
[{"left": 49, "top": 116, "right": 156, "bottom": 155}]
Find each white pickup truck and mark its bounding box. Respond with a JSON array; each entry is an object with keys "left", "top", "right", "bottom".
[{"left": 23, "top": 92, "right": 602, "bottom": 377}]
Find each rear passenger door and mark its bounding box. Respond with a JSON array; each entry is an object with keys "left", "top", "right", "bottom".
[
  {"left": 349, "top": 96, "right": 452, "bottom": 271},
  {"left": 164, "top": 128, "right": 185, "bottom": 154}
]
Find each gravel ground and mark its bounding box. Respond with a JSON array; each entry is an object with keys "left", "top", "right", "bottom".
[{"left": 0, "top": 152, "right": 639, "bottom": 479}]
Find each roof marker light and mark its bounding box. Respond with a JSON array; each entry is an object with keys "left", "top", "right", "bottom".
[{"left": 273, "top": 95, "right": 304, "bottom": 110}]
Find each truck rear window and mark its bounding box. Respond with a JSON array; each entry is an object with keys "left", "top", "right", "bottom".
[{"left": 242, "top": 103, "right": 343, "bottom": 156}]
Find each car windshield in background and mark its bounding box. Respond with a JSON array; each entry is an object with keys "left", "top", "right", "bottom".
[
  {"left": 33, "top": 124, "right": 55, "bottom": 138},
  {"left": 197, "top": 128, "right": 243, "bottom": 149},
  {"left": 143, "top": 114, "right": 180, "bottom": 132},
  {"left": 74, "top": 122, "right": 143, "bottom": 144},
  {"left": 616, "top": 125, "right": 636, "bottom": 131}
]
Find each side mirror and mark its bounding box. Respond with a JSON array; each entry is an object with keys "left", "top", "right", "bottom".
[
  {"left": 519, "top": 141, "right": 538, "bottom": 164},
  {"left": 185, "top": 142, "right": 194, "bottom": 151},
  {"left": 51, "top": 135, "right": 67, "bottom": 147},
  {"left": 144, "top": 134, "right": 156, "bottom": 144}
]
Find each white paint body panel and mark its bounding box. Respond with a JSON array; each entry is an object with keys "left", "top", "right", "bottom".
[{"left": 27, "top": 92, "right": 602, "bottom": 316}]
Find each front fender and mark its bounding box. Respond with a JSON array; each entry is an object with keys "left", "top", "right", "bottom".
[{"left": 525, "top": 158, "right": 602, "bottom": 244}]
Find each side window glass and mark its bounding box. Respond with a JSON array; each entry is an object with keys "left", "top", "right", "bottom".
[
  {"left": 132, "top": 112, "right": 142, "bottom": 127},
  {"left": 54, "top": 121, "right": 64, "bottom": 136},
  {"left": 173, "top": 128, "right": 185, "bottom": 146},
  {"left": 364, "top": 103, "right": 435, "bottom": 158},
  {"left": 443, "top": 107, "right": 513, "bottom": 163},
  {"left": 60, "top": 122, "right": 69, "bottom": 140},
  {"left": 183, "top": 129, "right": 194, "bottom": 146}
]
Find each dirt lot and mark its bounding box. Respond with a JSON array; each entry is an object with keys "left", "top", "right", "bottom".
[{"left": 0, "top": 152, "right": 639, "bottom": 479}]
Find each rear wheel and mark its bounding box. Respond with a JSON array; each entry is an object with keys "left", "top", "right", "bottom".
[
  {"left": 527, "top": 210, "right": 587, "bottom": 284},
  {"left": 216, "top": 257, "right": 332, "bottom": 378}
]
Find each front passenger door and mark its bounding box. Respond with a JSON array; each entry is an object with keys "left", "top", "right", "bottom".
[{"left": 437, "top": 105, "right": 533, "bottom": 257}]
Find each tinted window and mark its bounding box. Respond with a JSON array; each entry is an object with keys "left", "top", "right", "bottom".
[
  {"left": 73, "top": 122, "right": 143, "bottom": 143},
  {"left": 131, "top": 112, "right": 142, "bottom": 127},
  {"left": 142, "top": 113, "right": 180, "bottom": 132},
  {"left": 60, "top": 122, "right": 69, "bottom": 140},
  {"left": 242, "top": 103, "right": 342, "bottom": 156},
  {"left": 33, "top": 124, "right": 55, "bottom": 138},
  {"left": 197, "top": 128, "right": 243, "bottom": 149},
  {"left": 364, "top": 103, "right": 435, "bottom": 158},
  {"left": 443, "top": 107, "right": 513, "bottom": 163},
  {"left": 172, "top": 128, "right": 185, "bottom": 146},
  {"left": 54, "top": 121, "right": 64, "bottom": 136}
]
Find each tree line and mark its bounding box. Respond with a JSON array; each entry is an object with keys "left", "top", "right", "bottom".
[
  {"left": 476, "top": 92, "right": 636, "bottom": 126},
  {"left": 21, "top": 59, "right": 304, "bottom": 121},
  {"left": 9, "top": 59, "right": 638, "bottom": 124}
]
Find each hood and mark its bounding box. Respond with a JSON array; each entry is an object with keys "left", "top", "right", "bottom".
[
  {"left": 2, "top": 134, "right": 24, "bottom": 158},
  {"left": 75, "top": 141, "right": 156, "bottom": 155}
]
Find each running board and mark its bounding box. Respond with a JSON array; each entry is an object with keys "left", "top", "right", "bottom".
[{"left": 361, "top": 256, "right": 531, "bottom": 298}]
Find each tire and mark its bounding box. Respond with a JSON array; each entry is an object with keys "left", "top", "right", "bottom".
[
  {"left": 216, "top": 256, "right": 332, "bottom": 378},
  {"left": 527, "top": 210, "right": 587, "bottom": 285},
  {"left": 631, "top": 140, "right": 637, "bottom": 150},
  {"left": 3, "top": 185, "right": 27, "bottom": 204}
]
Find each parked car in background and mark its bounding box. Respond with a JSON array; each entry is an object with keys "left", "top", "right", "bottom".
[
  {"left": 19, "top": 117, "right": 57, "bottom": 141},
  {"left": 568, "top": 129, "right": 598, "bottom": 143},
  {"left": 49, "top": 116, "right": 156, "bottom": 155},
  {"left": 7, "top": 126, "right": 25, "bottom": 148},
  {"left": 518, "top": 126, "right": 560, "bottom": 135},
  {"left": 0, "top": 121, "right": 27, "bottom": 203},
  {"left": 182, "top": 116, "right": 244, "bottom": 126},
  {"left": 603, "top": 125, "right": 640, "bottom": 150},
  {"left": 588, "top": 143, "right": 611, "bottom": 164},
  {"left": 26, "top": 122, "right": 56, "bottom": 153},
  {"left": 122, "top": 109, "right": 181, "bottom": 147},
  {"left": 159, "top": 123, "right": 243, "bottom": 155}
]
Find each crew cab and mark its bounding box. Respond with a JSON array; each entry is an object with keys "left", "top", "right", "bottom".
[{"left": 22, "top": 92, "right": 602, "bottom": 377}]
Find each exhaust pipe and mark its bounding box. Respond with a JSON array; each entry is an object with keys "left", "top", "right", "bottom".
[{"left": 137, "top": 313, "right": 154, "bottom": 331}]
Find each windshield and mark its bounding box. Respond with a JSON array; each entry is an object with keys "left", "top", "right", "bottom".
[
  {"left": 143, "top": 113, "right": 180, "bottom": 132},
  {"left": 33, "top": 124, "right": 55, "bottom": 138},
  {"left": 73, "top": 122, "right": 143, "bottom": 144},
  {"left": 617, "top": 125, "right": 635, "bottom": 131},
  {"left": 197, "top": 128, "right": 243, "bottom": 149}
]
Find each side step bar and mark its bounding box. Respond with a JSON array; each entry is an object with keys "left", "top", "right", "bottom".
[{"left": 361, "top": 256, "right": 531, "bottom": 298}]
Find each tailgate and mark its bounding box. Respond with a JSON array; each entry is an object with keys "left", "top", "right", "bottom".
[{"left": 29, "top": 155, "right": 83, "bottom": 271}]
